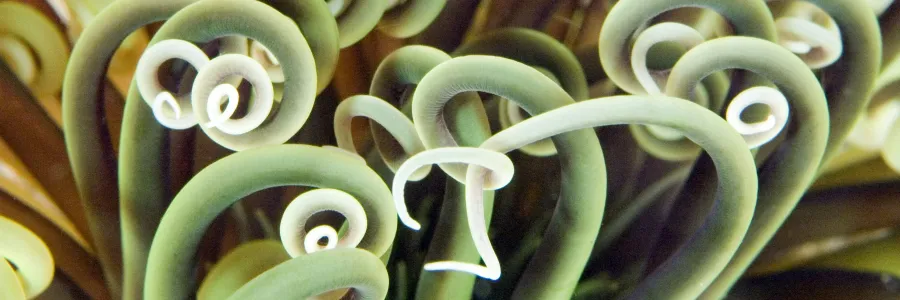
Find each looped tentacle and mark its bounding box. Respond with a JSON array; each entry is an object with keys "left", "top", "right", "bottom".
[
  {"left": 774, "top": 1, "right": 842, "bottom": 69},
  {"left": 144, "top": 144, "right": 396, "bottom": 300},
  {"left": 599, "top": 0, "right": 777, "bottom": 161},
  {"left": 134, "top": 39, "right": 210, "bottom": 129},
  {"left": 599, "top": 0, "right": 777, "bottom": 96},
  {"left": 96, "top": 0, "right": 321, "bottom": 297},
  {"left": 660, "top": 36, "right": 829, "bottom": 298},
  {"left": 0, "top": 215, "right": 54, "bottom": 300},
  {"left": 280, "top": 188, "right": 368, "bottom": 257},
  {"left": 392, "top": 147, "right": 514, "bottom": 280},
  {"left": 478, "top": 92, "right": 758, "bottom": 299},
  {"left": 412, "top": 55, "right": 606, "bottom": 299},
  {"left": 64, "top": 1, "right": 206, "bottom": 296},
  {"left": 333, "top": 94, "right": 431, "bottom": 180},
  {"left": 369, "top": 44, "right": 497, "bottom": 298}
]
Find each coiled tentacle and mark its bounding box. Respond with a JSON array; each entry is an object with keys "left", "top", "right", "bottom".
[
  {"left": 478, "top": 93, "right": 758, "bottom": 300},
  {"left": 599, "top": 0, "right": 777, "bottom": 161},
  {"left": 662, "top": 37, "right": 828, "bottom": 299},
  {"left": 412, "top": 55, "right": 606, "bottom": 299},
  {"left": 370, "top": 45, "right": 495, "bottom": 298},
  {"left": 66, "top": 0, "right": 322, "bottom": 297},
  {"left": 144, "top": 145, "right": 396, "bottom": 300}
]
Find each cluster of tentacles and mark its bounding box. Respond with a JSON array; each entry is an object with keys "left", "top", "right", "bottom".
[{"left": 2, "top": 0, "right": 900, "bottom": 299}]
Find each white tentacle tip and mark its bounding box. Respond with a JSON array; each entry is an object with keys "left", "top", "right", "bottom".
[
  {"left": 152, "top": 91, "right": 182, "bottom": 120},
  {"left": 399, "top": 216, "right": 422, "bottom": 231},
  {"left": 304, "top": 225, "right": 339, "bottom": 253},
  {"left": 203, "top": 84, "right": 240, "bottom": 129},
  {"left": 423, "top": 261, "right": 501, "bottom": 280},
  {"left": 725, "top": 86, "right": 790, "bottom": 149}
]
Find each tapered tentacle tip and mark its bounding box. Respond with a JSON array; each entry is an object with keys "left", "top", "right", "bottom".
[
  {"left": 423, "top": 261, "right": 501, "bottom": 280},
  {"left": 400, "top": 218, "right": 422, "bottom": 231}
]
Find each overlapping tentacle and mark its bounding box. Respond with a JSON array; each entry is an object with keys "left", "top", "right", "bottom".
[{"left": 16, "top": 0, "right": 891, "bottom": 299}]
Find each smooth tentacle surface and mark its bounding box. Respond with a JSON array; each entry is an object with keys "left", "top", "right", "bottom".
[
  {"left": 485, "top": 94, "right": 758, "bottom": 299},
  {"left": 144, "top": 144, "right": 396, "bottom": 299},
  {"left": 63, "top": 1, "right": 198, "bottom": 296},
  {"left": 599, "top": 0, "right": 777, "bottom": 161},
  {"left": 412, "top": 55, "right": 607, "bottom": 299},
  {"left": 116, "top": 0, "right": 322, "bottom": 297},
  {"left": 15, "top": 0, "right": 896, "bottom": 299},
  {"left": 392, "top": 147, "right": 513, "bottom": 279},
  {"left": 802, "top": 0, "right": 881, "bottom": 161},
  {"left": 226, "top": 248, "right": 389, "bottom": 299},
  {"left": 662, "top": 36, "right": 829, "bottom": 298},
  {"left": 454, "top": 28, "right": 588, "bottom": 157},
  {"left": 196, "top": 239, "right": 289, "bottom": 300},
  {"left": 369, "top": 44, "right": 499, "bottom": 298},
  {"left": 334, "top": 94, "right": 430, "bottom": 180}
]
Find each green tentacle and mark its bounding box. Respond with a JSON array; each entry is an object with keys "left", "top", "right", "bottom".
[{"left": 143, "top": 144, "right": 396, "bottom": 299}]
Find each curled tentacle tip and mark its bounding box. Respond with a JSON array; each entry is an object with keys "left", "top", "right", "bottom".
[
  {"left": 392, "top": 148, "right": 514, "bottom": 235},
  {"left": 203, "top": 83, "right": 240, "bottom": 129},
  {"left": 152, "top": 91, "right": 183, "bottom": 122},
  {"left": 631, "top": 22, "right": 705, "bottom": 96},
  {"left": 193, "top": 53, "right": 275, "bottom": 137},
  {"left": 404, "top": 220, "right": 422, "bottom": 231},
  {"left": 280, "top": 189, "right": 367, "bottom": 257},
  {"left": 249, "top": 40, "right": 284, "bottom": 83},
  {"left": 725, "top": 86, "right": 790, "bottom": 149},
  {"left": 304, "top": 225, "right": 339, "bottom": 253},
  {"left": 137, "top": 39, "right": 210, "bottom": 129},
  {"left": 775, "top": 2, "right": 842, "bottom": 69}
]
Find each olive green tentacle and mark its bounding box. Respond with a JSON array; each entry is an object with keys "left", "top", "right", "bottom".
[
  {"left": 334, "top": 0, "right": 386, "bottom": 48},
  {"left": 378, "top": 0, "right": 448, "bottom": 38},
  {"left": 144, "top": 145, "right": 396, "bottom": 299},
  {"left": 370, "top": 45, "right": 495, "bottom": 299},
  {"left": 335, "top": 94, "right": 431, "bottom": 180},
  {"left": 412, "top": 55, "right": 606, "bottom": 299},
  {"left": 197, "top": 240, "right": 289, "bottom": 300},
  {"left": 661, "top": 37, "right": 829, "bottom": 299},
  {"left": 495, "top": 66, "right": 561, "bottom": 156},
  {"left": 63, "top": 1, "right": 198, "bottom": 296},
  {"left": 590, "top": 166, "right": 692, "bottom": 260},
  {"left": 454, "top": 28, "right": 588, "bottom": 101},
  {"left": 478, "top": 93, "right": 757, "bottom": 300},
  {"left": 598, "top": 0, "right": 776, "bottom": 96},
  {"left": 598, "top": 0, "right": 775, "bottom": 161},
  {"left": 453, "top": 28, "right": 587, "bottom": 157},
  {"left": 117, "top": 0, "right": 322, "bottom": 297},
  {"left": 226, "top": 248, "right": 389, "bottom": 299},
  {"left": 802, "top": 0, "right": 881, "bottom": 161},
  {"left": 0, "top": 2, "right": 69, "bottom": 126},
  {"left": 261, "top": 0, "right": 339, "bottom": 94}
]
